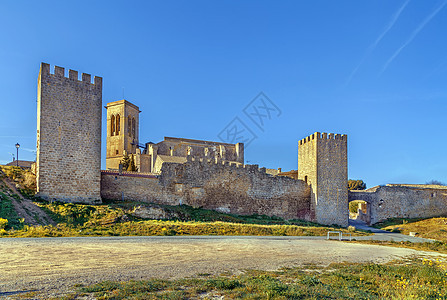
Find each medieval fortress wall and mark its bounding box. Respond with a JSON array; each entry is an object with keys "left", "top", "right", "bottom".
[
  {"left": 350, "top": 184, "right": 447, "bottom": 224},
  {"left": 298, "top": 133, "right": 348, "bottom": 227},
  {"left": 36, "top": 63, "right": 102, "bottom": 203},
  {"left": 35, "top": 63, "right": 447, "bottom": 226},
  {"left": 101, "top": 159, "right": 311, "bottom": 220}
]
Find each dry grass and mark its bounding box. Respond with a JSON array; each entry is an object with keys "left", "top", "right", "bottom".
[
  {"left": 374, "top": 217, "right": 447, "bottom": 243},
  {"left": 0, "top": 219, "right": 368, "bottom": 238},
  {"left": 0, "top": 200, "right": 371, "bottom": 238}
]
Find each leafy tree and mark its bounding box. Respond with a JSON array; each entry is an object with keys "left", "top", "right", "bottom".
[
  {"left": 120, "top": 153, "right": 138, "bottom": 172},
  {"left": 120, "top": 153, "right": 131, "bottom": 170},
  {"left": 349, "top": 201, "right": 359, "bottom": 213},
  {"left": 349, "top": 200, "right": 367, "bottom": 214},
  {"left": 426, "top": 180, "right": 446, "bottom": 186},
  {"left": 348, "top": 179, "right": 366, "bottom": 191},
  {"left": 127, "top": 154, "right": 138, "bottom": 172}
]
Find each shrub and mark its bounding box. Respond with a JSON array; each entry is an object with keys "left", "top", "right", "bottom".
[
  {"left": 349, "top": 201, "right": 358, "bottom": 213},
  {"left": 0, "top": 218, "right": 8, "bottom": 229}
]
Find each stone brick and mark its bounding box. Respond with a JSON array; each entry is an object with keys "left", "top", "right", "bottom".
[
  {"left": 349, "top": 184, "right": 447, "bottom": 224},
  {"left": 298, "top": 132, "right": 348, "bottom": 226},
  {"left": 100, "top": 159, "right": 312, "bottom": 221},
  {"left": 36, "top": 63, "right": 102, "bottom": 203}
]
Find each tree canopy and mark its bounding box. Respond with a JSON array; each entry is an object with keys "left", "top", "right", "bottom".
[
  {"left": 348, "top": 179, "right": 366, "bottom": 191},
  {"left": 120, "top": 153, "right": 138, "bottom": 172},
  {"left": 426, "top": 180, "right": 446, "bottom": 186}
]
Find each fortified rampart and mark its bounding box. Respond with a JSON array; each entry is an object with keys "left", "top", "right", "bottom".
[
  {"left": 101, "top": 158, "right": 312, "bottom": 220},
  {"left": 349, "top": 184, "right": 447, "bottom": 224},
  {"left": 34, "top": 62, "right": 447, "bottom": 227},
  {"left": 298, "top": 132, "right": 348, "bottom": 226},
  {"left": 36, "top": 63, "right": 102, "bottom": 203}
]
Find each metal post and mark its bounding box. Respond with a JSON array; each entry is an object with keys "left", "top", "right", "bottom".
[{"left": 15, "top": 143, "right": 20, "bottom": 167}]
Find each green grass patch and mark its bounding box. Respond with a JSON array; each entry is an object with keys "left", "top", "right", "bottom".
[
  {"left": 0, "top": 219, "right": 366, "bottom": 238},
  {"left": 104, "top": 198, "right": 338, "bottom": 227},
  {"left": 62, "top": 258, "right": 447, "bottom": 299},
  {"left": 0, "top": 200, "right": 370, "bottom": 238},
  {"left": 0, "top": 191, "right": 23, "bottom": 230}
]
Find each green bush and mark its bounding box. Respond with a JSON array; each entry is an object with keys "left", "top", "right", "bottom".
[
  {"left": 0, "top": 218, "right": 8, "bottom": 229},
  {"left": 349, "top": 201, "right": 359, "bottom": 213}
]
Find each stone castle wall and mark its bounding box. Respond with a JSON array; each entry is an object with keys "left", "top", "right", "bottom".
[
  {"left": 101, "top": 159, "right": 312, "bottom": 220},
  {"left": 349, "top": 185, "right": 447, "bottom": 224},
  {"left": 35, "top": 62, "right": 445, "bottom": 226},
  {"left": 298, "top": 132, "right": 348, "bottom": 226},
  {"left": 100, "top": 170, "right": 178, "bottom": 204},
  {"left": 316, "top": 133, "right": 348, "bottom": 226},
  {"left": 36, "top": 63, "right": 102, "bottom": 203}
]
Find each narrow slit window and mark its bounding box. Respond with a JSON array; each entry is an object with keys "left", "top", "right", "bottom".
[
  {"left": 111, "top": 115, "right": 115, "bottom": 136},
  {"left": 116, "top": 114, "right": 120, "bottom": 135},
  {"left": 128, "top": 116, "right": 132, "bottom": 137},
  {"left": 132, "top": 117, "right": 136, "bottom": 138}
]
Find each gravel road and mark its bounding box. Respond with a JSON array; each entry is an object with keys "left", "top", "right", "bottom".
[{"left": 1, "top": 236, "right": 445, "bottom": 299}]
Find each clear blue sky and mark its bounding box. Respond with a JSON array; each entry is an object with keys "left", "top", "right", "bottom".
[{"left": 1, "top": 0, "right": 446, "bottom": 188}]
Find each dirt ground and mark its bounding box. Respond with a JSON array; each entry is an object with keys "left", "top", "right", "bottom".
[
  {"left": 1, "top": 236, "right": 446, "bottom": 299},
  {"left": 1, "top": 178, "right": 55, "bottom": 226}
]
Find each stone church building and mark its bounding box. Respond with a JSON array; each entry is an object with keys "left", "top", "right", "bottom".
[{"left": 105, "top": 100, "right": 245, "bottom": 174}]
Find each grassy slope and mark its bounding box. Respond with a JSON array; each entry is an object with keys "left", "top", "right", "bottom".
[
  {"left": 0, "top": 178, "right": 24, "bottom": 229},
  {"left": 373, "top": 217, "right": 447, "bottom": 243},
  {"left": 1, "top": 199, "right": 368, "bottom": 238}
]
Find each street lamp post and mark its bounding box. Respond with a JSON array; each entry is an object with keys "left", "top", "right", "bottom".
[{"left": 15, "top": 143, "right": 20, "bottom": 167}]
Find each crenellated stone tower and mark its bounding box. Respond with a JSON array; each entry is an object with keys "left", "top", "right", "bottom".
[
  {"left": 105, "top": 100, "right": 140, "bottom": 170},
  {"left": 36, "top": 63, "right": 102, "bottom": 203},
  {"left": 298, "top": 132, "right": 348, "bottom": 226}
]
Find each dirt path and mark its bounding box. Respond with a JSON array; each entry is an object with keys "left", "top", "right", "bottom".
[
  {"left": 1, "top": 178, "right": 55, "bottom": 226},
  {"left": 1, "top": 236, "right": 446, "bottom": 299}
]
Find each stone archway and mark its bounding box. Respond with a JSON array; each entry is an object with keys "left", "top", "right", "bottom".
[
  {"left": 348, "top": 190, "right": 375, "bottom": 225},
  {"left": 349, "top": 199, "right": 371, "bottom": 224}
]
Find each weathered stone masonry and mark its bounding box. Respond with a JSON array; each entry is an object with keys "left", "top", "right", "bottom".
[
  {"left": 349, "top": 184, "right": 447, "bottom": 224},
  {"left": 101, "top": 158, "right": 311, "bottom": 220},
  {"left": 298, "top": 132, "right": 348, "bottom": 227},
  {"left": 36, "top": 63, "right": 102, "bottom": 203},
  {"left": 36, "top": 62, "right": 447, "bottom": 227},
  {"left": 34, "top": 64, "right": 344, "bottom": 225}
]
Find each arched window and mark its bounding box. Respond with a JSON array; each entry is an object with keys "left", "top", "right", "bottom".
[
  {"left": 128, "top": 116, "right": 132, "bottom": 137},
  {"left": 132, "top": 117, "right": 136, "bottom": 138},
  {"left": 115, "top": 114, "right": 120, "bottom": 135},
  {"left": 111, "top": 115, "right": 115, "bottom": 136}
]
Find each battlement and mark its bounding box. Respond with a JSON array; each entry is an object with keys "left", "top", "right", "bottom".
[
  {"left": 179, "top": 156, "right": 299, "bottom": 182},
  {"left": 101, "top": 170, "right": 158, "bottom": 179},
  {"left": 299, "top": 132, "right": 347, "bottom": 145},
  {"left": 40, "top": 62, "right": 102, "bottom": 86},
  {"left": 159, "top": 156, "right": 301, "bottom": 194},
  {"left": 36, "top": 62, "right": 102, "bottom": 203}
]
